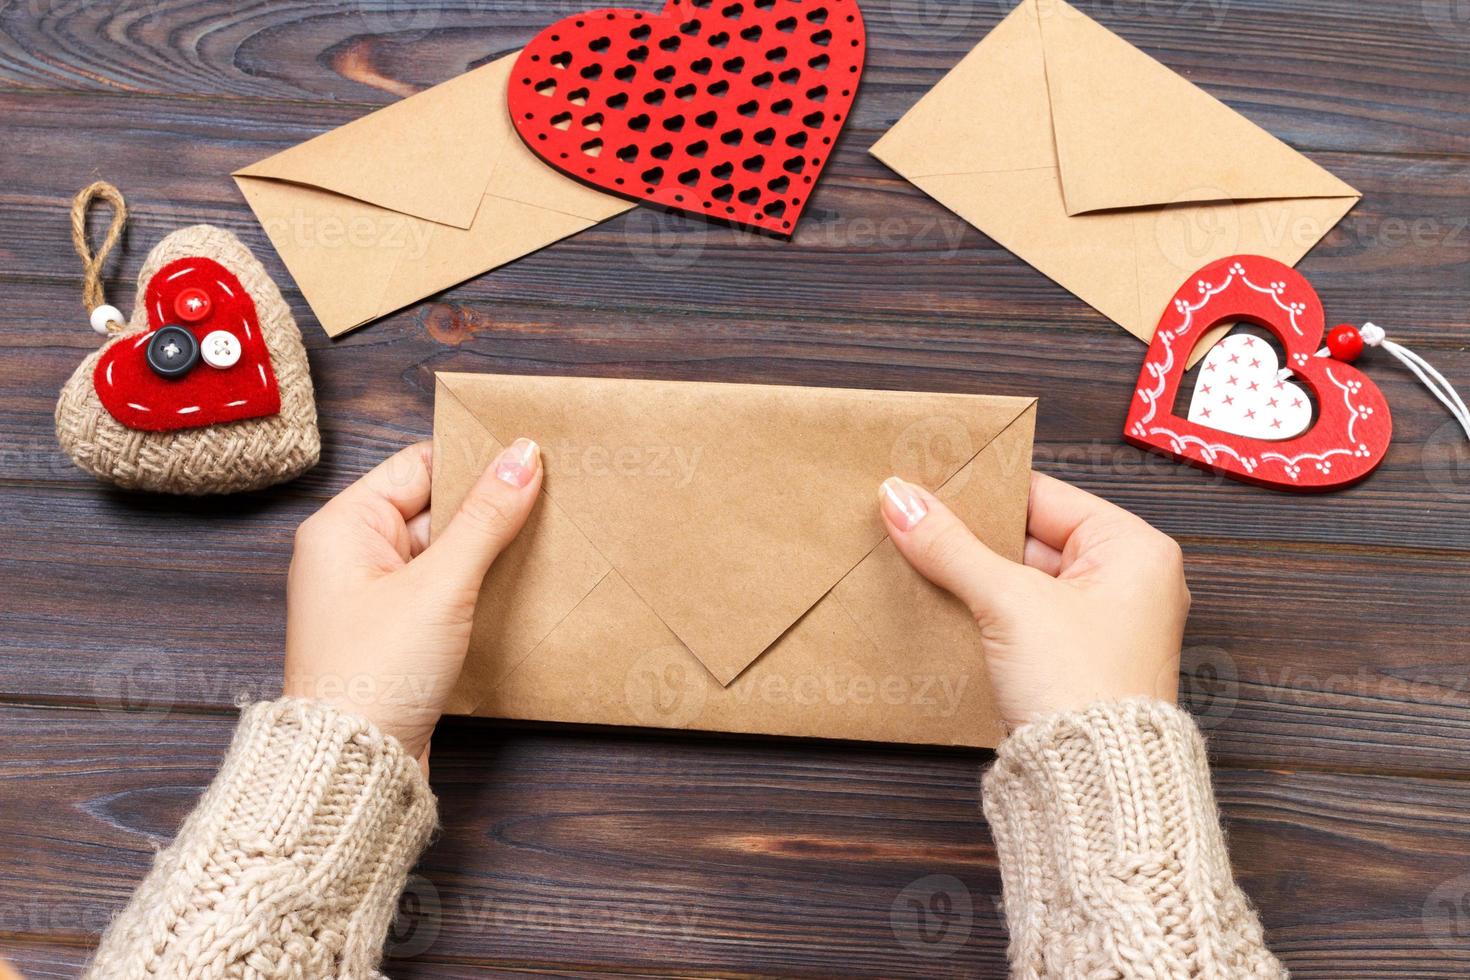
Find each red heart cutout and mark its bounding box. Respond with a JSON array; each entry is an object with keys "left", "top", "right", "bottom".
[
  {"left": 508, "top": 0, "right": 865, "bottom": 236},
  {"left": 1123, "top": 255, "right": 1392, "bottom": 491},
  {"left": 94, "top": 256, "right": 282, "bottom": 432}
]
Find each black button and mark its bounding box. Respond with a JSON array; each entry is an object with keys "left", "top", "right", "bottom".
[{"left": 146, "top": 325, "right": 200, "bottom": 379}]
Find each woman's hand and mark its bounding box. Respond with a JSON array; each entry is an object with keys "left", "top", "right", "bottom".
[
  {"left": 284, "top": 438, "right": 542, "bottom": 767},
  {"left": 879, "top": 472, "right": 1188, "bottom": 730}
]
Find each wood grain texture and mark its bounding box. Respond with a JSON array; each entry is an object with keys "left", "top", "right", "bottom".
[
  {"left": 0, "top": 0, "right": 1467, "bottom": 973},
  {"left": 2, "top": 704, "right": 1469, "bottom": 978},
  {"left": 1, "top": 484, "right": 1467, "bottom": 777},
  {"left": 0, "top": 0, "right": 1466, "bottom": 156}
]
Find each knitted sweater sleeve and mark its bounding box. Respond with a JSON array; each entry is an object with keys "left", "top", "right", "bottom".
[
  {"left": 84, "top": 698, "right": 438, "bottom": 980},
  {"left": 981, "top": 698, "right": 1287, "bottom": 979}
]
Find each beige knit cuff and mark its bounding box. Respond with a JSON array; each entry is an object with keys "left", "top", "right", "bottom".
[
  {"left": 86, "top": 698, "right": 439, "bottom": 980},
  {"left": 211, "top": 695, "right": 441, "bottom": 870},
  {"left": 210, "top": 698, "right": 440, "bottom": 967},
  {"left": 982, "top": 697, "right": 1230, "bottom": 906},
  {"left": 980, "top": 698, "right": 1283, "bottom": 978}
]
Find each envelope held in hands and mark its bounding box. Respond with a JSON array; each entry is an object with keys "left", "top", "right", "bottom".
[
  {"left": 432, "top": 373, "right": 1038, "bottom": 748},
  {"left": 234, "top": 55, "right": 633, "bottom": 337},
  {"left": 870, "top": 0, "right": 1360, "bottom": 361}
]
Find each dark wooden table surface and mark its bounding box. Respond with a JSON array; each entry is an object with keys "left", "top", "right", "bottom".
[{"left": 2, "top": 0, "right": 1467, "bottom": 976}]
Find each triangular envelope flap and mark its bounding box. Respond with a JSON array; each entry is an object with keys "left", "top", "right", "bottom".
[
  {"left": 434, "top": 380, "right": 615, "bottom": 714},
  {"left": 440, "top": 373, "right": 1033, "bottom": 687},
  {"left": 234, "top": 176, "right": 415, "bottom": 334},
  {"left": 871, "top": 0, "right": 1056, "bottom": 178},
  {"left": 234, "top": 57, "right": 516, "bottom": 230},
  {"left": 481, "top": 97, "right": 637, "bottom": 224},
  {"left": 910, "top": 168, "right": 1142, "bottom": 333},
  {"left": 1036, "top": 0, "right": 1359, "bottom": 215}
]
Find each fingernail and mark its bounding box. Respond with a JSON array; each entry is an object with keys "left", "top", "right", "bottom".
[
  {"left": 880, "top": 477, "right": 928, "bottom": 530},
  {"left": 493, "top": 438, "right": 539, "bottom": 488}
]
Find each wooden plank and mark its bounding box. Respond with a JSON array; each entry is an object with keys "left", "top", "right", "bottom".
[
  {"left": 0, "top": 412, "right": 1465, "bottom": 773},
  {"left": 0, "top": 115, "right": 1466, "bottom": 551},
  {"left": 1, "top": 704, "right": 1467, "bottom": 977},
  {"left": 0, "top": 939, "right": 91, "bottom": 980},
  {"left": 0, "top": 0, "right": 1464, "bottom": 158},
  {"left": 0, "top": 448, "right": 1466, "bottom": 773},
  {"left": 0, "top": 935, "right": 634, "bottom": 979},
  {"left": 6, "top": 268, "right": 1469, "bottom": 548},
  {"left": 0, "top": 80, "right": 1465, "bottom": 336}
]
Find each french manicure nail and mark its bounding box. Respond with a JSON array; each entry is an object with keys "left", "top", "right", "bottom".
[
  {"left": 880, "top": 477, "right": 928, "bottom": 530},
  {"left": 494, "top": 438, "right": 539, "bottom": 488}
]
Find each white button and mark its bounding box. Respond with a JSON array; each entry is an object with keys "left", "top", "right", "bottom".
[{"left": 200, "top": 330, "right": 242, "bottom": 369}]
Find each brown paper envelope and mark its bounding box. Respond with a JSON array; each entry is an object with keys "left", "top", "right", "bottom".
[
  {"left": 869, "top": 0, "right": 1359, "bottom": 362},
  {"left": 431, "top": 373, "right": 1036, "bottom": 747},
  {"left": 233, "top": 54, "right": 634, "bottom": 337}
]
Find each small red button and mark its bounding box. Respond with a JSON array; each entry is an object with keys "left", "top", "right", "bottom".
[{"left": 173, "top": 287, "right": 212, "bottom": 324}]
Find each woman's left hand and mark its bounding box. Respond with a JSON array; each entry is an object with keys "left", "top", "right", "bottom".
[{"left": 284, "top": 438, "right": 542, "bottom": 770}]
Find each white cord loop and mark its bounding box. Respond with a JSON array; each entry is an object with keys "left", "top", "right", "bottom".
[{"left": 1360, "top": 321, "right": 1470, "bottom": 442}]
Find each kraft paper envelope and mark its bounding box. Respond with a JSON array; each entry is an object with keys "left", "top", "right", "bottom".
[
  {"left": 870, "top": 0, "right": 1360, "bottom": 363},
  {"left": 432, "top": 373, "right": 1038, "bottom": 748},
  {"left": 234, "top": 55, "right": 634, "bottom": 337}
]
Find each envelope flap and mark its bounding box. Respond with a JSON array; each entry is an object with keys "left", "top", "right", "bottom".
[
  {"left": 234, "top": 58, "right": 517, "bottom": 230},
  {"left": 1036, "top": 0, "right": 1359, "bottom": 215},
  {"left": 438, "top": 373, "right": 1034, "bottom": 687},
  {"left": 870, "top": 0, "right": 1057, "bottom": 179}
]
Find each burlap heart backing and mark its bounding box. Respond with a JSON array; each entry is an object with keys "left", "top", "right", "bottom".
[{"left": 56, "top": 225, "right": 319, "bottom": 494}]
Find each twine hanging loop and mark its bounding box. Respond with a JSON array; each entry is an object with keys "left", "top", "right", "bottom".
[{"left": 71, "top": 181, "right": 128, "bottom": 335}]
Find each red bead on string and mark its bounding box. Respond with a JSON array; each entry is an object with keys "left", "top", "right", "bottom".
[{"left": 1326, "top": 322, "right": 1364, "bottom": 362}]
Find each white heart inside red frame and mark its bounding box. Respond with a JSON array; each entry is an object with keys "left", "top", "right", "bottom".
[{"left": 1187, "top": 333, "right": 1312, "bottom": 440}]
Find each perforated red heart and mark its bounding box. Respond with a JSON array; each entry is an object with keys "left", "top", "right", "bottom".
[
  {"left": 94, "top": 256, "right": 281, "bottom": 432},
  {"left": 508, "top": 0, "right": 864, "bottom": 235},
  {"left": 1123, "top": 255, "right": 1392, "bottom": 492}
]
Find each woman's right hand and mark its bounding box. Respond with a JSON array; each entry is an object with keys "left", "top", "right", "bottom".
[{"left": 878, "top": 472, "right": 1189, "bottom": 731}]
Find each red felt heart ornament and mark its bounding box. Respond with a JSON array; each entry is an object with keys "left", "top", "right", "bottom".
[
  {"left": 508, "top": 0, "right": 865, "bottom": 236},
  {"left": 57, "top": 197, "right": 319, "bottom": 495},
  {"left": 93, "top": 256, "right": 282, "bottom": 432},
  {"left": 1123, "top": 255, "right": 1392, "bottom": 491}
]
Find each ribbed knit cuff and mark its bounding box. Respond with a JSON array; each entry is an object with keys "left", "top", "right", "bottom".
[
  {"left": 981, "top": 698, "right": 1285, "bottom": 979},
  {"left": 86, "top": 698, "right": 438, "bottom": 980}
]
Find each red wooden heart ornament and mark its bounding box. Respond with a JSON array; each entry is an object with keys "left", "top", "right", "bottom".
[
  {"left": 1124, "top": 255, "right": 1392, "bottom": 491},
  {"left": 508, "top": 0, "right": 865, "bottom": 235},
  {"left": 94, "top": 256, "right": 281, "bottom": 432}
]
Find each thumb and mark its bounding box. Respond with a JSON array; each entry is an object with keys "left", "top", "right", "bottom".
[
  {"left": 420, "top": 437, "right": 542, "bottom": 593},
  {"left": 879, "top": 477, "right": 1028, "bottom": 625}
]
